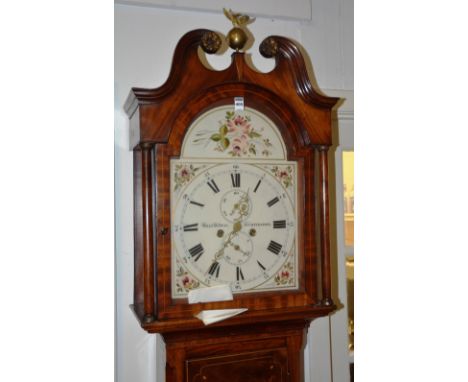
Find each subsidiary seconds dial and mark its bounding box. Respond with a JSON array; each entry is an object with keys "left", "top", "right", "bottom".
[{"left": 172, "top": 162, "right": 297, "bottom": 294}]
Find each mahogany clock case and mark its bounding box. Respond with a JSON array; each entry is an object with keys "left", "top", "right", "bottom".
[{"left": 124, "top": 29, "right": 338, "bottom": 334}]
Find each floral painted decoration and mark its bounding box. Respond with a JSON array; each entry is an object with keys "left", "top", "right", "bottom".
[
  {"left": 271, "top": 165, "right": 294, "bottom": 189},
  {"left": 175, "top": 266, "right": 200, "bottom": 293},
  {"left": 274, "top": 261, "right": 294, "bottom": 286},
  {"left": 193, "top": 111, "right": 273, "bottom": 157},
  {"left": 173, "top": 164, "right": 200, "bottom": 192}
]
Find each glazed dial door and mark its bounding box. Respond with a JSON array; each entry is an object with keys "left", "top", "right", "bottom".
[{"left": 171, "top": 161, "right": 298, "bottom": 298}]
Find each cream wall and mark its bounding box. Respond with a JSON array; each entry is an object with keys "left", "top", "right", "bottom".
[{"left": 115, "top": 1, "right": 353, "bottom": 381}]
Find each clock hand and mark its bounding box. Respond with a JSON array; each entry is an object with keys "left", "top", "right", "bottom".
[
  {"left": 228, "top": 241, "right": 250, "bottom": 257},
  {"left": 214, "top": 237, "right": 230, "bottom": 260},
  {"left": 214, "top": 189, "right": 249, "bottom": 262},
  {"left": 214, "top": 228, "right": 236, "bottom": 260},
  {"left": 214, "top": 219, "right": 242, "bottom": 261}
]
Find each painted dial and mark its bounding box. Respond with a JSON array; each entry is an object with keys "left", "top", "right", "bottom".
[{"left": 172, "top": 162, "right": 297, "bottom": 294}]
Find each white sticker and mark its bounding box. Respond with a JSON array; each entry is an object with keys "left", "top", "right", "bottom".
[
  {"left": 187, "top": 284, "right": 233, "bottom": 304},
  {"left": 234, "top": 97, "right": 244, "bottom": 111}
]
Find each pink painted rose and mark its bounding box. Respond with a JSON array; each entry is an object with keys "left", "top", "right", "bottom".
[
  {"left": 240, "top": 123, "right": 251, "bottom": 135},
  {"left": 233, "top": 115, "right": 245, "bottom": 126},
  {"left": 182, "top": 276, "right": 190, "bottom": 287},
  {"left": 227, "top": 116, "right": 251, "bottom": 135},
  {"left": 227, "top": 119, "right": 237, "bottom": 132},
  {"left": 231, "top": 135, "right": 249, "bottom": 156},
  {"left": 234, "top": 116, "right": 251, "bottom": 134},
  {"left": 179, "top": 166, "right": 190, "bottom": 180}
]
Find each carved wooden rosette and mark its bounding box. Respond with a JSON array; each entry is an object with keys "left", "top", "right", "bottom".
[
  {"left": 124, "top": 29, "right": 338, "bottom": 381},
  {"left": 200, "top": 31, "right": 222, "bottom": 54}
]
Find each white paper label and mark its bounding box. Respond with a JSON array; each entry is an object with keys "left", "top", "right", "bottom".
[
  {"left": 234, "top": 97, "right": 244, "bottom": 111},
  {"left": 187, "top": 284, "right": 233, "bottom": 304}
]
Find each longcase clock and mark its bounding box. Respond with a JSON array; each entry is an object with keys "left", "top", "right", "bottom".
[{"left": 124, "top": 23, "right": 338, "bottom": 382}]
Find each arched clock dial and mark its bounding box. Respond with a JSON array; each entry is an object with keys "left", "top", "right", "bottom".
[{"left": 171, "top": 162, "right": 298, "bottom": 297}]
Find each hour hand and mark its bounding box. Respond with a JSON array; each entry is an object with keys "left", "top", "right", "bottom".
[{"left": 214, "top": 230, "right": 234, "bottom": 260}]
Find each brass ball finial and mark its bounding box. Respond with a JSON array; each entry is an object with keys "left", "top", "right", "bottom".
[
  {"left": 223, "top": 8, "right": 254, "bottom": 52},
  {"left": 227, "top": 28, "right": 248, "bottom": 51}
]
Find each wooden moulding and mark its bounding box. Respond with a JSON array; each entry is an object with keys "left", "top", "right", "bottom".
[
  {"left": 318, "top": 146, "right": 334, "bottom": 306},
  {"left": 140, "top": 143, "right": 156, "bottom": 322},
  {"left": 124, "top": 29, "right": 339, "bottom": 147}
]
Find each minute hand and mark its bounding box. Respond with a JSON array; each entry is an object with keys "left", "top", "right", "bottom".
[{"left": 214, "top": 220, "right": 242, "bottom": 261}]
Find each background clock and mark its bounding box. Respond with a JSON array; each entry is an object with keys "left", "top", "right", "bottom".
[{"left": 124, "top": 28, "right": 338, "bottom": 381}]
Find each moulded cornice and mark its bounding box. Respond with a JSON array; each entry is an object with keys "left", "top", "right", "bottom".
[
  {"left": 124, "top": 29, "right": 340, "bottom": 148},
  {"left": 124, "top": 29, "right": 339, "bottom": 115}
]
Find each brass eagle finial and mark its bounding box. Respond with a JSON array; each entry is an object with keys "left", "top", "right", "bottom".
[{"left": 223, "top": 8, "right": 254, "bottom": 28}]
